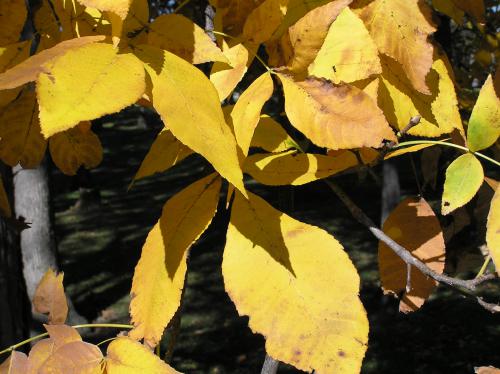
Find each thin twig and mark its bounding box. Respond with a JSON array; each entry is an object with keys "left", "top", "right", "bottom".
[{"left": 405, "top": 263, "right": 412, "bottom": 293}]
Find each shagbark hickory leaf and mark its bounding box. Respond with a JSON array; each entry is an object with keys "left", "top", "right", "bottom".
[
  {"left": 107, "top": 0, "right": 149, "bottom": 42},
  {"left": 0, "top": 41, "right": 31, "bottom": 109},
  {"left": 37, "top": 42, "right": 145, "bottom": 137},
  {"left": 44, "top": 324, "right": 82, "bottom": 347},
  {"left": 210, "top": 0, "right": 266, "bottom": 36},
  {"left": 147, "top": 14, "right": 228, "bottom": 65},
  {"left": 33, "top": 269, "right": 68, "bottom": 325},
  {"left": 0, "top": 36, "right": 105, "bottom": 90},
  {"left": 0, "top": 176, "right": 11, "bottom": 218},
  {"left": 486, "top": 187, "right": 500, "bottom": 271},
  {"left": 133, "top": 129, "right": 192, "bottom": 183},
  {"left": 38, "top": 341, "right": 103, "bottom": 374},
  {"left": 49, "top": 122, "right": 103, "bottom": 176},
  {"left": 138, "top": 45, "right": 246, "bottom": 195},
  {"left": 223, "top": 191, "right": 368, "bottom": 373},
  {"left": 231, "top": 72, "right": 274, "bottom": 156},
  {"left": 385, "top": 143, "right": 437, "bottom": 160},
  {"left": 106, "top": 337, "right": 181, "bottom": 373},
  {"left": 378, "top": 53, "right": 464, "bottom": 137},
  {"left": 242, "top": 0, "right": 287, "bottom": 44},
  {"left": 27, "top": 339, "right": 57, "bottom": 374},
  {"left": 359, "top": 0, "right": 436, "bottom": 94},
  {"left": 251, "top": 115, "right": 299, "bottom": 152},
  {"left": 0, "top": 0, "right": 27, "bottom": 46},
  {"left": 77, "top": 0, "right": 131, "bottom": 19},
  {"left": 467, "top": 75, "right": 500, "bottom": 152},
  {"left": 0, "top": 90, "right": 47, "bottom": 169},
  {"left": 210, "top": 42, "right": 251, "bottom": 101},
  {"left": 279, "top": 74, "right": 395, "bottom": 149},
  {"left": 244, "top": 150, "right": 359, "bottom": 185},
  {"left": 432, "top": 0, "right": 485, "bottom": 24},
  {"left": 379, "top": 197, "right": 446, "bottom": 312},
  {"left": 130, "top": 174, "right": 221, "bottom": 347},
  {"left": 308, "top": 7, "right": 381, "bottom": 83},
  {"left": 0, "top": 351, "right": 28, "bottom": 374},
  {"left": 441, "top": 153, "right": 484, "bottom": 215}
]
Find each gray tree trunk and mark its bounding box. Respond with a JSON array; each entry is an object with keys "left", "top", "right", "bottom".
[{"left": 381, "top": 161, "right": 401, "bottom": 225}]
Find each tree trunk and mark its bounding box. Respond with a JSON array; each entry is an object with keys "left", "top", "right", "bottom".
[{"left": 381, "top": 161, "right": 401, "bottom": 225}]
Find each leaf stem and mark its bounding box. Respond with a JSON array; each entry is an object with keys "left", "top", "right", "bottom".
[
  {"left": 174, "top": 0, "right": 191, "bottom": 13},
  {"left": 476, "top": 255, "right": 492, "bottom": 278},
  {"left": 0, "top": 323, "right": 133, "bottom": 356},
  {"left": 395, "top": 140, "right": 500, "bottom": 167}
]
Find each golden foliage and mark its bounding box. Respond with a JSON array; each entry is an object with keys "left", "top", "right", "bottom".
[{"left": 33, "top": 269, "right": 68, "bottom": 325}]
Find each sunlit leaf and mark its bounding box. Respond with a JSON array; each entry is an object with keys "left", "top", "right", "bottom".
[
  {"left": 467, "top": 74, "right": 500, "bottom": 152},
  {"left": 486, "top": 187, "right": 500, "bottom": 272},
  {"left": 130, "top": 174, "right": 221, "bottom": 347},
  {"left": 0, "top": 0, "right": 27, "bottom": 46},
  {"left": 250, "top": 115, "right": 299, "bottom": 152},
  {"left": 441, "top": 153, "right": 484, "bottom": 215},
  {"left": 231, "top": 72, "right": 274, "bottom": 156},
  {"left": 0, "top": 351, "right": 28, "bottom": 374},
  {"left": 49, "top": 122, "right": 103, "bottom": 176},
  {"left": 379, "top": 197, "right": 445, "bottom": 312},
  {"left": 475, "top": 367, "right": 500, "bottom": 374},
  {"left": 385, "top": 144, "right": 437, "bottom": 160},
  {"left": 148, "top": 14, "right": 228, "bottom": 65},
  {"left": 0, "top": 36, "right": 105, "bottom": 90},
  {"left": 37, "top": 43, "right": 145, "bottom": 137},
  {"left": 44, "top": 324, "right": 82, "bottom": 347},
  {"left": 33, "top": 269, "right": 68, "bottom": 325},
  {"left": 107, "top": 0, "right": 148, "bottom": 41},
  {"left": 27, "top": 339, "right": 57, "bottom": 374},
  {"left": 308, "top": 7, "right": 381, "bottom": 83},
  {"left": 77, "top": 0, "right": 131, "bottom": 19},
  {"left": 0, "top": 90, "right": 47, "bottom": 168},
  {"left": 138, "top": 45, "right": 245, "bottom": 195},
  {"left": 106, "top": 337, "right": 180, "bottom": 373},
  {"left": 223, "top": 191, "right": 368, "bottom": 373},
  {"left": 244, "top": 150, "right": 358, "bottom": 185},
  {"left": 133, "top": 129, "right": 192, "bottom": 183},
  {"left": 358, "top": 0, "right": 436, "bottom": 94},
  {"left": 279, "top": 74, "right": 395, "bottom": 149}
]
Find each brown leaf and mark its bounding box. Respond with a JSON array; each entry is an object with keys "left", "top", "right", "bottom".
[
  {"left": 0, "top": 351, "right": 28, "bottom": 374},
  {"left": 33, "top": 269, "right": 68, "bottom": 324}
]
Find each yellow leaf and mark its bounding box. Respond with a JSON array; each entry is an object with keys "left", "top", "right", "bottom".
[
  {"left": 0, "top": 351, "right": 28, "bottom": 374},
  {"left": 211, "top": 0, "right": 265, "bottom": 36},
  {"left": 37, "top": 43, "right": 145, "bottom": 137},
  {"left": 49, "top": 122, "right": 103, "bottom": 176},
  {"left": 279, "top": 74, "right": 395, "bottom": 149},
  {"left": 244, "top": 150, "right": 358, "bottom": 185},
  {"left": 358, "top": 0, "right": 436, "bottom": 94},
  {"left": 385, "top": 144, "right": 438, "bottom": 160},
  {"left": 33, "top": 269, "right": 68, "bottom": 325},
  {"left": 38, "top": 341, "right": 103, "bottom": 374},
  {"left": 251, "top": 115, "right": 298, "bottom": 152},
  {"left": 231, "top": 72, "right": 274, "bottom": 156},
  {"left": 379, "top": 197, "right": 445, "bottom": 312},
  {"left": 0, "top": 176, "right": 12, "bottom": 218},
  {"left": 77, "top": 0, "right": 131, "bottom": 19},
  {"left": 0, "top": 90, "right": 47, "bottom": 168},
  {"left": 242, "top": 0, "right": 287, "bottom": 44},
  {"left": 0, "top": 36, "right": 105, "bottom": 90},
  {"left": 133, "top": 129, "right": 192, "bottom": 183},
  {"left": 432, "top": 0, "right": 485, "bottom": 24},
  {"left": 138, "top": 45, "right": 246, "bottom": 195},
  {"left": 442, "top": 153, "right": 484, "bottom": 215},
  {"left": 486, "top": 187, "right": 500, "bottom": 271},
  {"left": 27, "top": 339, "right": 57, "bottom": 374},
  {"left": 107, "top": 0, "right": 148, "bottom": 41},
  {"left": 309, "top": 7, "right": 381, "bottom": 83},
  {"left": 106, "top": 337, "right": 181, "bottom": 373},
  {"left": 467, "top": 75, "right": 500, "bottom": 152},
  {"left": 210, "top": 42, "right": 250, "bottom": 101},
  {"left": 223, "top": 191, "right": 368, "bottom": 372},
  {"left": 0, "top": 41, "right": 31, "bottom": 109},
  {"left": 0, "top": 0, "right": 27, "bottom": 46},
  {"left": 284, "top": 0, "right": 352, "bottom": 76},
  {"left": 44, "top": 325, "right": 82, "bottom": 347},
  {"left": 378, "top": 53, "right": 464, "bottom": 137},
  {"left": 130, "top": 174, "right": 221, "bottom": 347},
  {"left": 148, "top": 14, "right": 228, "bottom": 65}
]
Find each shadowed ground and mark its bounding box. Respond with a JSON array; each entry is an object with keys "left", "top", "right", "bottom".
[{"left": 52, "top": 108, "right": 500, "bottom": 374}]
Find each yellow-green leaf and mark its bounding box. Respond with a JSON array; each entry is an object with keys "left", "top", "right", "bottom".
[
  {"left": 231, "top": 72, "right": 273, "bottom": 156},
  {"left": 486, "top": 187, "right": 500, "bottom": 271},
  {"left": 0, "top": 176, "right": 11, "bottom": 218},
  {"left": 0, "top": 36, "right": 105, "bottom": 90},
  {"left": 148, "top": 14, "right": 228, "bottom": 65},
  {"left": 139, "top": 45, "right": 246, "bottom": 195},
  {"left": 37, "top": 42, "right": 145, "bottom": 137},
  {"left": 49, "top": 122, "right": 103, "bottom": 176},
  {"left": 244, "top": 150, "right": 358, "bottom": 185},
  {"left": 0, "top": 351, "right": 28, "bottom": 374},
  {"left": 379, "top": 197, "right": 445, "bottom": 312},
  {"left": 279, "top": 74, "right": 395, "bottom": 149},
  {"left": 441, "top": 153, "right": 484, "bottom": 215},
  {"left": 223, "top": 191, "right": 368, "bottom": 373},
  {"left": 77, "top": 0, "right": 131, "bottom": 19},
  {"left": 385, "top": 144, "right": 438, "bottom": 160},
  {"left": 106, "top": 337, "right": 180, "bottom": 373},
  {"left": 133, "top": 129, "right": 192, "bottom": 183},
  {"left": 359, "top": 0, "right": 436, "bottom": 94},
  {"left": 467, "top": 75, "right": 500, "bottom": 152},
  {"left": 250, "top": 115, "right": 298, "bottom": 152},
  {"left": 0, "top": 0, "right": 27, "bottom": 46},
  {"left": 33, "top": 269, "right": 68, "bottom": 325},
  {"left": 0, "top": 90, "right": 47, "bottom": 168},
  {"left": 130, "top": 174, "right": 221, "bottom": 347},
  {"left": 308, "top": 7, "right": 381, "bottom": 83}
]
